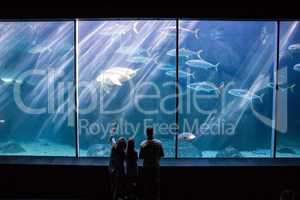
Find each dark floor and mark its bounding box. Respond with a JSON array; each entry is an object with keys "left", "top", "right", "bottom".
[{"left": 1, "top": 160, "right": 300, "bottom": 200}]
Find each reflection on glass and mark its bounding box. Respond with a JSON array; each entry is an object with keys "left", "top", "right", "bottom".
[
  {"left": 178, "top": 21, "right": 277, "bottom": 158},
  {"left": 0, "top": 22, "right": 75, "bottom": 156},
  {"left": 276, "top": 21, "right": 300, "bottom": 157},
  {"left": 78, "top": 20, "right": 176, "bottom": 157}
]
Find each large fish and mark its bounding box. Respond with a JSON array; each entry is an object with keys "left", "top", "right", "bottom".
[
  {"left": 160, "top": 26, "right": 200, "bottom": 39},
  {"left": 157, "top": 63, "right": 174, "bottom": 71},
  {"left": 165, "top": 70, "right": 195, "bottom": 79},
  {"left": 167, "top": 48, "right": 202, "bottom": 59},
  {"left": 127, "top": 55, "right": 156, "bottom": 65},
  {"left": 228, "top": 89, "right": 264, "bottom": 103},
  {"left": 288, "top": 43, "right": 300, "bottom": 54},
  {"left": 96, "top": 67, "right": 139, "bottom": 93},
  {"left": 99, "top": 22, "right": 140, "bottom": 36},
  {"left": 187, "top": 81, "right": 224, "bottom": 94},
  {"left": 185, "top": 58, "right": 220, "bottom": 71}
]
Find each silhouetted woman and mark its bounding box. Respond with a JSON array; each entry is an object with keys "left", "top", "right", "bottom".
[
  {"left": 126, "top": 137, "right": 138, "bottom": 200},
  {"left": 109, "top": 127, "right": 127, "bottom": 200}
]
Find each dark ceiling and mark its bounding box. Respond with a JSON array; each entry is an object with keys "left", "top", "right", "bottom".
[{"left": 0, "top": 3, "right": 299, "bottom": 20}]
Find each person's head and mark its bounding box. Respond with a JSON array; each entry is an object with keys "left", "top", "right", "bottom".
[
  {"left": 126, "top": 137, "right": 135, "bottom": 154},
  {"left": 146, "top": 127, "right": 154, "bottom": 140},
  {"left": 117, "top": 137, "right": 127, "bottom": 152}
]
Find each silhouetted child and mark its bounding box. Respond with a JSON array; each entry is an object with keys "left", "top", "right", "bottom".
[
  {"left": 109, "top": 126, "right": 127, "bottom": 200},
  {"left": 126, "top": 137, "right": 138, "bottom": 200}
]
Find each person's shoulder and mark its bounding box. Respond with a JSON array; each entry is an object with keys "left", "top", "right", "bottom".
[
  {"left": 153, "top": 139, "right": 162, "bottom": 145},
  {"left": 140, "top": 140, "right": 148, "bottom": 147}
]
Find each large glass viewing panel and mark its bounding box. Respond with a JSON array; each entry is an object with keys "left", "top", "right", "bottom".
[
  {"left": 178, "top": 21, "right": 277, "bottom": 158},
  {"left": 2, "top": 19, "right": 300, "bottom": 160},
  {"left": 0, "top": 21, "right": 76, "bottom": 156},
  {"left": 78, "top": 20, "right": 176, "bottom": 157},
  {"left": 276, "top": 21, "right": 300, "bottom": 157}
]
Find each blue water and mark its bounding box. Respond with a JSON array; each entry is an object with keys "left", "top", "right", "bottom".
[{"left": 0, "top": 20, "right": 299, "bottom": 158}]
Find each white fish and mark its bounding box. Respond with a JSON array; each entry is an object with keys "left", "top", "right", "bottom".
[
  {"left": 99, "top": 22, "right": 139, "bottom": 36},
  {"left": 260, "top": 26, "right": 270, "bottom": 45},
  {"left": 133, "top": 22, "right": 139, "bottom": 34},
  {"left": 96, "top": 67, "right": 139, "bottom": 93},
  {"left": 1, "top": 78, "right": 14, "bottom": 84},
  {"left": 228, "top": 89, "right": 264, "bottom": 103},
  {"left": 293, "top": 63, "right": 300, "bottom": 72},
  {"left": 165, "top": 70, "right": 195, "bottom": 79},
  {"left": 288, "top": 43, "right": 300, "bottom": 53},
  {"left": 185, "top": 58, "right": 220, "bottom": 71},
  {"left": 160, "top": 26, "right": 200, "bottom": 39},
  {"left": 178, "top": 132, "right": 196, "bottom": 141},
  {"left": 167, "top": 48, "right": 202, "bottom": 59},
  {"left": 127, "top": 55, "right": 154, "bottom": 64},
  {"left": 187, "top": 81, "right": 224, "bottom": 94}
]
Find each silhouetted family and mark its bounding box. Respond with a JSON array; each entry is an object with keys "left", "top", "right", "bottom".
[{"left": 109, "top": 127, "right": 164, "bottom": 200}]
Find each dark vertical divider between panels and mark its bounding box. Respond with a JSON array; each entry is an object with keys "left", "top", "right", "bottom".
[
  {"left": 74, "top": 19, "right": 79, "bottom": 158},
  {"left": 272, "top": 21, "right": 280, "bottom": 159},
  {"left": 175, "top": 18, "right": 179, "bottom": 159}
]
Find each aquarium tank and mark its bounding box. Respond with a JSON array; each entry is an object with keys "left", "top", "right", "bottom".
[
  {"left": 0, "top": 21, "right": 75, "bottom": 156},
  {"left": 0, "top": 19, "right": 299, "bottom": 159}
]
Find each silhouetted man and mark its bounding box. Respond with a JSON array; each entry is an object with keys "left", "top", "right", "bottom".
[{"left": 139, "top": 127, "right": 164, "bottom": 200}]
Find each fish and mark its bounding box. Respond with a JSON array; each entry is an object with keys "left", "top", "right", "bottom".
[
  {"left": 29, "top": 42, "right": 52, "bottom": 54},
  {"left": 166, "top": 48, "right": 202, "bottom": 59},
  {"left": 0, "top": 120, "right": 5, "bottom": 123},
  {"left": 288, "top": 43, "right": 300, "bottom": 53},
  {"left": 267, "top": 82, "right": 296, "bottom": 92},
  {"left": 228, "top": 89, "right": 265, "bottom": 103},
  {"left": 293, "top": 63, "right": 300, "bottom": 72},
  {"left": 160, "top": 26, "right": 200, "bottom": 39},
  {"left": 157, "top": 63, "right": 174, "bottom": 71},
  {"left": 209, "top": 27, "right": 225, "bottom": 41},
  {"left": 178, "top": 132, "right": 196, "bottom": 141},
  {"left": 1, "top": 78, "right": 14, "bottom": 84},
  {"left": 99, "top": 22, "right": 139, "bottom": 36},
  {"left": 133, "top": 22, "right": 139, "bottom": 34},
  {"left": 185, "top": 58, "right": 220, "bottom": 71},
  {"left": 260, "top": 26, "right": 270, "bottom": 45},
  {"left": 116, "top": 46, "right": 150, "bottom": 56},
  {"left": 96, "top": 67, "right": 139, "bottom": 93},
  {"left": 165, "top": 70, "right": 195, "bottom": 79},
  {"left": 126, "top": 55, "right": 155, "bottom": 64},
  {"left": 187, "top": 81, "right": 224, "bottom": 94}
]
